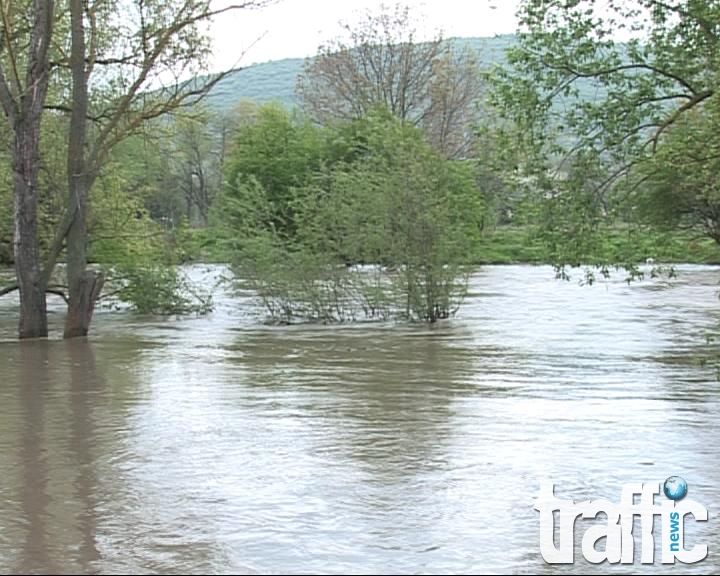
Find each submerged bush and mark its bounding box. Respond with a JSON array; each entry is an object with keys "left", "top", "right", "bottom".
[
  {"left": 103, "top": 263, "right": 213, "bottom": 315},
  {"left": 89, "top": 180, "right": 213, "bottom": 315},
  {"left": 221, "top": 109, "right": 482, "bottom": 323}
]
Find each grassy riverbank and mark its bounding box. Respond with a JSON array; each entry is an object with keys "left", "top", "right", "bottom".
[{"left": 474, "top": 226, "right": 720, "bottom": 265}]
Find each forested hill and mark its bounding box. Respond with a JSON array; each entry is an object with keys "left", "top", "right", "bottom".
[{"left": 204, "top": 35, "right": 516, "bottom": 112}]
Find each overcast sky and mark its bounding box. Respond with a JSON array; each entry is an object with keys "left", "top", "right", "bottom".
[{"left": 208, "top": 0, "right": 521, "bottom": 71}]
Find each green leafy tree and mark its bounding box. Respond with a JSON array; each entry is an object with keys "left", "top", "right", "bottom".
[
  {"left": 299, "top": 116, "right": 482, "bottom": 321},
  {"left": 58, "top": 0, "right": 268, "bottom": 337},
  {"left": 223, "top": 109, "right": 483, "bottom": 323},
  {"left": 88, "top": 161, "right": 212, "bottom": 315},
  {"left": 634, "top": 98, "right": 720, "bottom": 243},
  {"left": 491, "top": 0, "right": 720, "bottom": 270},
  {"left": 0, "top": 0, "right": 55, "bottom": 338},
  {"left": 220, "top": 102, "right": 325, "bottom": 242},
  {"left": 0, "top": 0, "right": 274, "bottom": 340}
]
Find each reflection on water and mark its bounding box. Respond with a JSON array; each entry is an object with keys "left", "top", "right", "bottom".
[
  {"left": 17, "top": 342, "right": 56, "bottom": 574},
  {"left": 3, "top": 341, "right": 106, "bottom": 574},
  {"left": 0, "top": 264, "right": 719, "bottom": 574}
]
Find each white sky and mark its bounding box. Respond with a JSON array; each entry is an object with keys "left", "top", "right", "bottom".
[{"left": 208, "top": 0, "right": 521, "bottom": 71}]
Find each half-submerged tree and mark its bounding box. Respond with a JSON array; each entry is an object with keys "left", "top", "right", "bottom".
[
  {"left": 220, "top": 106, "right": 482, "bottom": 324},
  {"left": 296, "top": 2, "right": 484, "bottom": 159},
  {"left": 59, "top": 0, "right": 275, "bottom": 338},
  {"left": 0, "top": 0, "right": 55, "bottom": 338},
  {"left": 0, "top": 0, "right": 272, "bottom": 339}
]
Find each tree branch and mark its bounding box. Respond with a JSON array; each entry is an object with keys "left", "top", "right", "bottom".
[
  {"left": 540, "top": 57, "right": 700, "bottom": 95},
  {"left": 46, "top": 286, "right": 69, "bottom": 303},
  {"left": 0, "top": 65, "right": 16, "bottom": 123},
  {"left": 0, "top": 283, "right": 68, "bottom": 303},
  {"left": 648, "top": 0, "right": 718, "bottom": 43},
  {"left": 88, "top": 2, "right": 260, "bottom": 170},
  {"left": 44, "top": 103, "right": 118, "bottom": 123},
  {"left": 651, "top": 89, "right": 714, "bottom": 151},
  {"left": 0, "top": 0, "right": 22, "bottom": 99}
]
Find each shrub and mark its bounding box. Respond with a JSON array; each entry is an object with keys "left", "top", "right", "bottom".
[{"left": 222, "top": 110, "right": 483, "bottom": 323}]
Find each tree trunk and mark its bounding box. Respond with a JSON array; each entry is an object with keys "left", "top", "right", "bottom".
[
  {"left": 64, "top": 268, "right": 104, "bottom": 339},
  {"left": 64, "top": 173, "right": 98, "bottom": 337},
  {"left": 13, "top": 126, "right": 48, "bottom": 339},
  {"left": 64, "top": 0, "right": 100, "bottom": 339},
  {"left": 0, "top": 0, "right": 56, "bottom": 339},
  {"left": 186, "top": 178, "right": 193, "bottom": 223}
]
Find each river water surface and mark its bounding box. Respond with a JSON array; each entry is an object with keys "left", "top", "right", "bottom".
[{"left": 0, "top": 264, "right": 719, "bottom": 574}]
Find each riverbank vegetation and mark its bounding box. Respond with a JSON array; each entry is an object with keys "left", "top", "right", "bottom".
[
  {"left": 1, "top": 1, "right": 719, "bottom": 337},
  {"left": 489, "top": 0, "right": 720, "bottom": 276}
]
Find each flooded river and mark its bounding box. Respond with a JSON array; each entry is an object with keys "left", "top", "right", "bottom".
[{"left": 0, "top": 264, "right": 719, "bottom": 574}]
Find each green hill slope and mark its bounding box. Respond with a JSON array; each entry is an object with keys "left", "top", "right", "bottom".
[
  {"left": 204, "top": 35, "right": 517, "bottom": 113},
  {"left": 205, "top": 57, "right": 305, "bottom": 110}
]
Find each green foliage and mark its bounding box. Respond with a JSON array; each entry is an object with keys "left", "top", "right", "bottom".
[
  {"left": 177, "top": 227, "right": 226, "bottom": 262},
  {"left": 109, "top": 130, "right": 180, "bottom": 225},
  {"left": 157, "top": 109, "right": 225, "bottom": 227},
  {"left": 222, "top": 103, "right": 325, "bottom": 240},
  {"left": 88, "top": 160, "right": 212, "bottom": 315},
  {"left": 1, "top": 112, "right": 67, "bottom": 265},
  {"left": 488, "top": 0, "right": 720, "bottom": 274},
  {"left": 221, "top": 108, "right": 483, "bottom": 323},
  {"left": 107, "top": 263, "right": 213, "bottom": 315},
  {"left": 0, "top": 148, "right": 11, "bottom": 265},
  {"left": 633, "top": 96, "right": 720, "bottom": 242},
  {"left": 476, "top": 226, "right": 547, "bottom": 264},
  {"left": 235, "top": 233, "right": 386, "bottom": 323}
]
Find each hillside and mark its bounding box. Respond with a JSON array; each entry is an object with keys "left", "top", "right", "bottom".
[
  {"left": 204, "top": 35, "right": 517, "bottom": 113},
  {"left": 205, "top": 57, "right": 305, "bottom": 110}
]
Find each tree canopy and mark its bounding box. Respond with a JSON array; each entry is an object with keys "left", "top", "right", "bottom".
[
  {"left": 218, "top": 104, "right": 483, "bottom": 323},
  {"left": 490, "top": 0, "right": 720, "bottom": 271},
  {"left": 297, "top": 2, "right": 485, "bottom": 159},
  {"left": 0, "top": 0, "right": 272, "bottom": 339}
]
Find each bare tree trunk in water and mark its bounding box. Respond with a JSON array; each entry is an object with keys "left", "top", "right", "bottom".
[
  {"left": 0, "top": 1, "right": 56, "bottom": 339},
  {"left": 58, "top": 0, "right": 267, "bottom": 336},
  {"left": 64, "top": 0, "right": 103, "bottom": 339},
  {"left": 13, "top": 127, "right": 48, "bottom": 339}
]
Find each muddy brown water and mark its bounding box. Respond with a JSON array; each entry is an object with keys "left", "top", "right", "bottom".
[{"left": 0, "top": 264, "right": 718, "bottom": 574}]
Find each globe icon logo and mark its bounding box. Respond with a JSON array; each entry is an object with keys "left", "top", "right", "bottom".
[{"left": 663, "top": 476, "right": 688, "bottom": 500}]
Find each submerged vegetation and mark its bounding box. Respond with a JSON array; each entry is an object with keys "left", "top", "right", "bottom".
[{"left": 217, "top": 108, "right": 481, "bottom": 323}]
